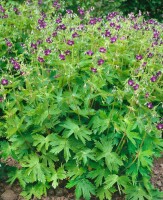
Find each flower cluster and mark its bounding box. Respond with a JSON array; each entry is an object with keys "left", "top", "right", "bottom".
[
  {"left": 10, "top": 58, "right": 21, "bottom": 70},
  {"left": 0, "top": 3, "right": 162, "bottom": 200}
]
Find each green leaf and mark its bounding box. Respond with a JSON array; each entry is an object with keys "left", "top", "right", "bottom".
[
  {"left": 6, "top": 116, "right": 25, "bottom": 137},
  {"left": 47, "top": 166, "right": 66, "bottom": 189},
  {"left": 50, "top": 134, "right": 71, "bottom": 162},
  {"left": 61, "top": 119, "right": 91, "bottom": 144},
  {"left": 33, "top": 134, "right": 51, "bottom": 151},
  {"left": 67, "top": 178, "right": 95, "bottom": 200},
  {"left": 95, "top": 136, "right": 123, "bottom": 172},
  {"left": 137, "top": 149, "right": 153, "bottom": 169},
  {"left": 21, "top": 154, "right": 46, "bottom": 183},
  {"left": 125, "top": 185, "right": 152, "bottom": 200},
  {"left": 104, "top": 174, "right": 118, "bottom": 189},
  {"left": 21, "top": 183, "right": 48, "bottom": 200},
  {"left": 74, "top": 148, "right": 96, "bottom": 165},
  {"left": 87, "top": 166, "right": 109, "bottom": 187},
  {"left": 97, "top": 186, "right": 112, "bottom": 200}
]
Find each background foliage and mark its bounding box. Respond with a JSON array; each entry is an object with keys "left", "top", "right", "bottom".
[{"left": 64, "top": 0, "right": 163, "bottom": 21}]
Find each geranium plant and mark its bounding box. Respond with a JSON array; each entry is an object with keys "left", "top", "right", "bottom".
[{"left": 0, "top": 1, "right": 163, "bottom": 199}]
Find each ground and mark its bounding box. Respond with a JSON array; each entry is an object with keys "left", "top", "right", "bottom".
[{"left": 0, "top": 157, "right": 163, "bottom": 200}]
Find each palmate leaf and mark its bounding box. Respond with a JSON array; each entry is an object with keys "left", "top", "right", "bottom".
[
  {"left": 50, "top": 134, "right": 71, "bottom": 162},
  {"left": 5, "top": 116, "right": 25, "bottom": 137},
  {"left": 7, "top": 168, "right": 27, "bottom": 189},
  {"left": 97, "top": 186, "right": 115, "bottom": 200},
  {"left": 124, "top": 118, "right": 142, "bottom": 146},
  {"left": 104, "top": 174, "right": 118, "bottom": 189},
  {"left": 48, "top": 166, "right": 67, "bottom": 189},
  {"left": 137, "top": 149, "right": 153, "bottom": 169},
  {"left": 65, "top": 160, "right": 87, "bottom": 179},
  {"left": 88, "top": 110, "right": 113, "bottom": 134},
  {"left": 61, "top": 119, "right": 91, "bottom": 144},
  {"left": 21, "top": 182, "right": 48, "bottom": 200},
  {"left": 21, "top": 154, "right": 46, "bottom": 183},
  {"left": 67, "top": 178, "right": 95, "bottom": 200},
  {"left": 125, "top": 185, "right": 152, "bottom": 200},
  {"left": 95, "top": 136, "right": 123, "bottom": 172},
  {"left": 74, "top": 148, "right": 96, "bottom": 165},
  {"left": 33, "top": 134, "right": 51, "bottom": 151},
  {"left": 87, "top": 166, "right": 110, "bottom": 187},
  {"left": 104, "top": 174, "right": 130, "bottom": 194}
]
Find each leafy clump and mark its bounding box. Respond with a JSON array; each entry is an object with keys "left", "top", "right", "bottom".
[{"left": 0, "top": 1, "right": 163, "bottom": 200}]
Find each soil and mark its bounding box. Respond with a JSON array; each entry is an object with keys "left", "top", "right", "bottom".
[{"left": 0, "top": 157, "right": 163, "bottom": 200}]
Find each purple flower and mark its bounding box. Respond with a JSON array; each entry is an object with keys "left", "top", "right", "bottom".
[
  {"left": 67, "top": 40, "right": 74, "bottom": 46},
  {"left": 44, "top": 49, "right": 51, "bottom": 56},
  {"left": 142, "top": 62, "right": 147, "bottom": 67},
  {"left": 10, "top": 58, "right": 16, "bottom": 64},
  {"left": 120, "top": 36, "right": 126, "bottom": 40},
  {"left": 116, "top": 25, "right": 121, "bottom": 30},
  {"left": 98, "top": 59, "right": 104, "bottom": 65},
  {"left": 128, "top": 79, "right": 134, "bottom": 86},
  {"left": 53, "top": 1, "right": 60, "bottom": 9},
  {"left": 59, "top": 24, "right": 66, "bottom": 30},
  {"left": 77, "top": 24, "right": 84, "bottom": 30},
  {"left": 152, "top": 41, "right": 158, "bottom": 47},
  {"left": 110, "top": 37, "right": 117, "bottom": 43},
  {"left": 38, "top": 57, "right": 45, "bottom": 62},
  {"left": 91, "top": 67, "right": 97, "bottom": 73},
  {"left": 72, "top": 32, "right": 79, "bottom": 38},
  {"left": 31, "top": 43, "right": 37, "bottom": 49},
  {"left": 0, "top": 5, "right": 5, "bottom": 13},
  {"left": 150, "top": 76, "right": 157, "bottom": 82},
  {"left": 106, "top": 12, "right": 117, "bottom": 21},
  {"left": 0, "top": 96, "right": 4, "bottom": 102},
  {"left": 86, "top": 50, "right": 94, "bottom": 56},
  {"left": 37, "top": 39, "right": 43, "bottom": 45},
  {"left": 20, "top": 71, "right": 25, "bottom": 76},
  {"left": 156, "top": 123, "right": 163, "bottom": 130},
  {"left": 110, "top": 22, "right": 115, "bottom": 27},
  {"left": 64, "top": 50, "right": 71, "bottom": 55},
  {"left": 147, "top": 102, "right": 153, "bottom": 109},
  {"left": 41, "top": 12, "right": 46, "bottom": 19},
  {"left": 46, "top": 37, "right": 52, "bottom": 43},
  {"left": 6, "top": 41, "right": 12, "bottom": 47},
  {"left": 97, "top": 18, "right": 102, "bottom": 22},
  {"left": 147, "top": 53, "right": 153, "bottom": 58},
  {"left": 56, "top": 18, "right": 62, "bottom": 24},
  {"left": 2, "top": 14, "right": 8, "bottom": 18},
  {"left": 133, "top": 84, "right": 139, "bottom": 90},
  {"left": 10, "top": 58, "right": 20, "bottom": 70},
  {"left": 99, "top": 47, "right": 106, "bottom": 53},
  {"left": 89, "top": 18, "right": 97, "bottom": 25},
  {"left": 13, "top": 62, "right": 20, "bottom": 70},
  {"left": 133, "top": 24, "right": 140, "bottom": 30},
  {"left": 59, "top": 54, "right": 65, "bottom": 60},
  {"left": 78, "top": 8, "right": 84, "bottom": 15},
  {"left": 145, "top": 93, "right": 149, "bottom": 98},
  {"left": 66, "top": 9, "right": 73, "bottom": 14},
  {"left": 52, "top": 31, "right": 57, "bottom": 37},
  {"left": 1, "top": 79, "right": 8, "bottom": 85},
  {"left": 13, "top": 7, "right": 19, "bottom": 14},
  {"left": 104, "top": 30, "right": 111, "bottom": 37},
  {"left": 38, "top": 0, "right": 43, "bottom": 5},
  {"left": 136, "top": 54, "right": 143, "bottom": 60},
  {"left": 148, "top": 19, "right": 155, "bottom": 24},
  {"left": 156, "top": 71, "right": 161, "bottom": 77},
  {"left": 38, "top": 19, "right": 47, "bottom": 29},
  {"left": 153, "top": 31, "right": 160, "bottom": 39}
]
